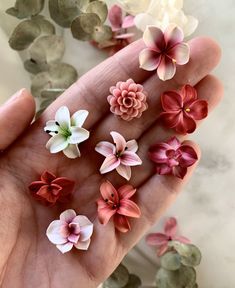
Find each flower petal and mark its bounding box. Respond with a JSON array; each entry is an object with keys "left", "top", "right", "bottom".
[
  {"left": 158, "top": 244, "right": 169, "bottom": 256},
  {"left": 121, "top": 151, "right": 142, "bottom": 166},
  {"left": 126, "top": 139, "right": 138, "bottom": 152},
  {"left": 143, "top": 25, "right": 165, "bottom": 51},
  {"left": 164, "top": 25, "right": 184, "bottom": 48},
  {"left": 110, "top": 131, "right": 126, "bottom": 152},
  {"left": 188, "top": 100, "right": 208, "bottom": 120},
  {"left": 44, "top": 120, "right": 59, "bottom": 135},
  {"left": 146, "top": 233, "right": 169, "bottom": 246},
  {"left": 95, "top": 141, "right": 115, "bottom": 156},
  {"left": 71, "top": 110, "right": 89, "bottom": 127},
  {"left": 100, "top": 180, "right": 119, "bottom": 202},
  {"left": 113, "top": 214, "right": 130, "bottom": 233},
  {"left": 68, "top": 127, "right": 90, "bottom": 144},
  {"left": 60, "top": 209, "right": 76, "bottom": 223},
  {"left": 149, "top": 143, "right": 169, "bottom": 164},
  {"left": 55, "top": 106, "right": 70, "bottom": 128},
  {"left": 79, "top": 224, "right": 93, "bottom": 242},
  {"left": 156, "top": 164, "right": 172, "bottom": 175},
  {"left": 118, "top": 199, "right": 141, "bottom": 218},
  {"left": 173, "top": 235, "right": 191, "bottom": 244},
  {"left": 167, "top": 42, "right": 190, "bottom": 65},
  {"left": 108, "top": 5, "right": 122, "bottom": 30},
  {"left": 161, "top": 111, "right": 181, "bottom": 129},
  {"left": 56, "top": 242, "right": 73, "bottom": 254},
  {"left": 175, "top": 114, "right": 196, "bottom": 134},
  {"left": 139, "top": 48, "right": 161, "bottom": 71},
  {"left": 74, "top": 239, "right": 91, "bottom": 250},
  {"left": 28, "top": 181, "right": 44, "bottom": 193},
  {"left": 122, "top": 15, "right": 135, "bottom": 28},
  {"left": 161, "top": 91, "right": 182, "bottom": 111},
  {"left": 118, "top": 185, "right": 136, "bottom": 199},
  {"left": 164, "top": 217, "right": 177, "bottom": 237},
  {"left": 181, "top": 84, "right": 197, "bottom": 103},
  {"left": 172, "top": 166, "right": 187, "bottom": 179},
  {"left": 52, "top": 177, "right": 75, "bottom": 196},
  {"left": 63, "top": 144, "right": 81, "bottom": 159},
  {"left": 41, "top": 171, "right": 56, "bottom": 183},
  {"left": 46, "top": 134, "right": 68, "bottom": 153},
  {"left": 97, "top": 204, "right": 116, "bottom": 225},
  {"left": 100, "top": 155, "right": 120, "bottom": 174},
  {"left": 167, "top": 137, "right": 181, "bottom": 150},
  {"left": 178, "top": 145, "right": 198, "bottom": 167},
  {"left": 183, "top": 15, "right": 198, "bottom": 37},
  {"left": 157, "top": 56, "right": 176, "bottom": 81},
  {"left": 116, "top": 164, "right": 131, "bottom": 180},
  {"left": 46, "top": 220, "right": 68, "bottom": 245}
]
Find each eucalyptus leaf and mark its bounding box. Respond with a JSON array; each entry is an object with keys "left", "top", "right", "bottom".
[
  {"left": 160, "top": 252, "right": 182, "bottom": 271},
  {"left": 86, "top": 1, "right": 108, "bottom": 23},
  {"left": 58, "top": 0, "right": 89, "bottom": 12},
  {"left": 92, "top": 25, "right": 112, "bottom": 43},
  {"left": 31, "top": 16, "right": 55, "bottom": 36},
  {"left": 31, "top": 63, "right": 78, "bottom": 97},
  {"left": 24, "top": 59, "right": 49, "bottom": 74},
  {"left": 9, "top": 20, "right": 41, "bottom": 50},
  {"left": 41, "top": 88, "right": 65, "bottom": 99},
  {"left": 123, "top": 274, "right": 141, "bottom": 288},
  {"left": 29, "top": 35, "right": 65, "bottom": 64},
  {"left": 156, "top": 266, "right": 196, "bottom": 288},
  {"left": 6, "top": 0, "right": 45, "bottom": 19},
  {"left": 103, "top": 264, "right": 129, "bottom": 288}
]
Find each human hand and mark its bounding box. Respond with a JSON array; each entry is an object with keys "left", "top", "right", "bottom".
[{"left": 0, "top": 37, "right": 222, "bottom": 287}]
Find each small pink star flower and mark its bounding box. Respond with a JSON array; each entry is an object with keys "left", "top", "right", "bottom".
[
  {"left": 139, "top": 25, "right": 190, "bottom": 81},
  {"left": 148, "top": 137, "right": 198, "bottom": 179},
  {"left": 46, "top": 209, "right": 93, "bottom": 254},
  {"left": 146, "top": 217, "right": 190, "bottom": 256},
  {"left": 97, "top": 180, "right": 141, "bottom": 233},
  {"left": 95, "top": 131, "right": 142, "bottom": 180},
  {"left": 160, "top": 84, "right": 208, "bottom": 134}
]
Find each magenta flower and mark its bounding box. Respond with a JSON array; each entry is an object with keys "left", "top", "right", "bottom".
[
  {"left": 46, "top": 209, "right": 93, "bottom": 254},
  {"left": 108, "top": 79, "right": 148, "bottom": 121},
  {"left": 160, "top": 84, "right": 208, "bottom": 134},
  {"left": 95, "top": 131, "right": 142, "bottom": 180},
  {"left": 149, "top": 137, "right": 198, "bottom": 179},
  {"left": 146, "top": 217, "right": 190, "bottom": 256},
  {"left": 139, "top": 25, "right": 190, "bottom": 81},
  {"left": 97, "top": 181, "right": 141, "bottom": 233}
]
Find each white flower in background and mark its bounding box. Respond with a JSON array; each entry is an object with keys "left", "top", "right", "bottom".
[
  {"left": 118, "top": 0, "right": 198, "bottom": 37},
  {"left": 44, "top": 106, "right": 90, "bottom": 159}
]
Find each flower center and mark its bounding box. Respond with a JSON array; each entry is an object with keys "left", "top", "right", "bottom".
[
  {"left": 105, "top": 193, "right": 119, "bottom": 210},
  {"left": 123, "top": 97, "right": 133, "bottom": 107},
  {"left": 185, "top": 108, "right": 191, "bottom": 112},
  {"left": 68, "top": 223, "right": 78, "bottom": 235},
  {"left": 59, "top": 126, "right": 72, "bottom": 138}
]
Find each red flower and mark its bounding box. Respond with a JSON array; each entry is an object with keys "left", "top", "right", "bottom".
[
  {"left": 160, "top": 84, "right": 208, "bottom": 134},
  {"left": 148, "top": 137, "right": 198, "bottom": 179},
  {"left": 97, "top": 180, "right": 141, "bottom": 233},
  {"left": 29, "top": 171, "right": 75, "bottom": 206}
]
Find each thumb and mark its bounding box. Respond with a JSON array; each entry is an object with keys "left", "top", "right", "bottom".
[{"left": 0, "top": 89, "right": 35, "bottom": 150}]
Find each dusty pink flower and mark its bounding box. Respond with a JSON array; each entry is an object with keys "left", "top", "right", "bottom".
[
  {"left": 148, "top": 137, "right": 198, "bottom": 179},
  {"left": 160, "top": 84, "right": 208, "bottom": 134},
  {"left": 139, "top": 25, "right": 190, "bottom": 81},
  {"left": 46, "top": 209, "right": 93, "bottom": 254},
  {"left": 108, "top": 79, "right": 148, "bottom": 121},
  {"left": 146, "top": 217, "right": 190, "bottom": 256},
  {"left": 95, "top": 131, "right": 142, "bottom": 180},
  {"left": 97, "top": 180, "right": 141, "bottom": 233},
  {"left": 108, "top": 5, "right": 135, "bottom": 33}
]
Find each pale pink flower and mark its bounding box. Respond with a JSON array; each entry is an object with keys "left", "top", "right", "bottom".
[
  {"left": 146, "top": 217, "right": 190, "bottom": 256},
  {"left": 97, "top": 180, "right": 141, "bottom": 233},
  {"left": 46, "top": 209, "right": 93, "bottom": 254},
  {"left": 95, "top": 131, "right": 142, "bottom": 180},
  {"left": 139, "top": 25, "right": 190, "bottom": 81},
  {"left": 108, "top": 79, "right": 148, "bottom": 121}
]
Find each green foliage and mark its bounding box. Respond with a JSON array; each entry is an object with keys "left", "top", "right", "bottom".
[
  {"left": 160, "top": 252, "right": 182, "bottom": 271},
  {"left": 6, "top": 0, "right": 45, "bottom": 19}
]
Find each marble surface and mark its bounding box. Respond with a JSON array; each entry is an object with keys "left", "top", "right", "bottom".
[{"left": 0, "top": 0, "right": 235, "bottom": 287}]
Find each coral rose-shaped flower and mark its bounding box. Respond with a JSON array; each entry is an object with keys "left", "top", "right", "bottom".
[
  {"left": 160, "top": 84, "right": 208, "bottom": 134},
  {"left": 107, "top": 79, "right": 148, "bottom": 121},
  {"left": 149, "top": 137, "right": 198, "bottom": 179}
]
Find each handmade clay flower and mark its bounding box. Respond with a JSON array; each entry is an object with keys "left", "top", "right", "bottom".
[
  {"left": 139, "top": 25, "right": 190, "bottom": 81},
  {"left": 97, "top": 181, "right": 141, "bottom": 233},
  {"left": 46, "top": 209, "right": 93, "bottom": 254},
  {"left": 149, "top": 136, "right": 198, "bottom": 179},
  {"left": 109, "top": 5, "right": 135, "bottom": 33},
  {"left": 29, "top": 171, "right": 75, "bottom": 205},
  {"left": 146, "top": 217, "right": 190, "bottom": 256},
  {"left": 95, "top": 131, "right": 142, "bottom": 180},
  {"left": 44, "top": 106, "right": 90, "bottom": 159},
  {"left": 107, "top": 79, "right": 148, "bottom": 121},
  {"left": 160, "top": 84, "right": 208, "bottom": 134}
]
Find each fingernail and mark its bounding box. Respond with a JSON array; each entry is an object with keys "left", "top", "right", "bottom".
[{"left": 5, "top": 88, "right": 27, "bottom": 105}]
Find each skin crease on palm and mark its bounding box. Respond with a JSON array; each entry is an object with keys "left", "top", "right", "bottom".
[{"left": 0, "top": 37, "right": 223, "bottom": 288}]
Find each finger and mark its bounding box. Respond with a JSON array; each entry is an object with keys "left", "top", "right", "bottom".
[
  {"left": 89, "top": 37, "right": 221, "bottom": 144},
  {"left": 130, "top": 74, "right": 224, "bottom": 187},
  {"left": 0, "top": 89, "right": 35, "bottom": 150},
  {"left": 120, "top": 141, "right": 201, "bottom": 249},
  {"left": 41, "top": 40, "right": 150, "bottom": 128}
]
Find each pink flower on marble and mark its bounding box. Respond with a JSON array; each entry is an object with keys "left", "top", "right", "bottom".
[
  {"left": 149, "top": 137, "right": 198, "bottom": 179},
  {"left": 160, "top": 84, "right": 208, "bottom": 134},
  {"left": 146, "top": 217, "right": 190, "bottom": 256},
  {"left": 108, "top": 79, "right": 148, "bottom": 121},
  {"left": 95, "top": 131, "right": 142, "bottom": 180},
  {"left": 139, "top": 25, "right": 190, "bottom": 81},
  {"left": 46, "top": 209, "right": 93, "bottom": 254},
  {"left": 97, "top": 180, "right": 141, "bottom": 233}
]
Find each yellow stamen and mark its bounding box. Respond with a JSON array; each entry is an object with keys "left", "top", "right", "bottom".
[
  {"left": 172, "top": 59, "right": 177, "bottom": 63},
  {"left": 185, "top": 108, "right": 191, "bottom": 112}
]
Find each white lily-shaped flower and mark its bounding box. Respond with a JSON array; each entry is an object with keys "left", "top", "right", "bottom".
[{"left": 44, "top": 106, "right": 90, "bottom": 159}]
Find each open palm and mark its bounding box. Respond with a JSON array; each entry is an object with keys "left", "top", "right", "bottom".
[{"left": 0, "top": 38, "right": 222, "bottom": 288}]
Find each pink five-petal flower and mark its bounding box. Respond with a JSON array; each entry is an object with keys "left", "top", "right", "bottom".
[
  {"left": 148, "top": 136, "right": 198, "bottom": 179},
  {"left": 139, "top": 25, "right": 190, "bottom": 81},
  {"left": 108, "top": 5, "right": 135, "bottom": 32},
  {"left": 97, "top": 181, "right": 141, "bottom": 233},
  {"left": 95, "top": 131, "right": 142, "bottom": 180},
  {"left": 160, "top": 84, "right": 208, "bottom": 134},
  {"left": 46, "top": 209, "right": 93, "bottom": 254},
  {"left": 146, "top": 217, "right": 190, "bottom": 256}
]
